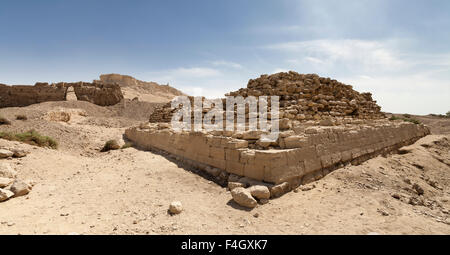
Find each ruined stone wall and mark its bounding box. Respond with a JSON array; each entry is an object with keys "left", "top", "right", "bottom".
[
  {"left": 0, "top": 83, "right": 67, "bottom": 108},
  {"left": 0, "top": 82, "right": 123, "bottom": 108},
  {"left": 71, "top": 82, "right": 124, "bottom": 106},
  {"left": 125, "top": 121, "right": 430, "bottom": 186}
]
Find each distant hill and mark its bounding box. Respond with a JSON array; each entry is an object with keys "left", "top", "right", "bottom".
[{"left": 97, "top": 74, "right": 185, "bottom": 103}]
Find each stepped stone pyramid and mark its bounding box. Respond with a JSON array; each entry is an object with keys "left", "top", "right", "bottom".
[{"left": 126, "top": 72, "right": 429, "bottom": 205}]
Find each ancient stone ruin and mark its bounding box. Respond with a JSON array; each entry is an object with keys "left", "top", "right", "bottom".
[
  {"left": 0, "top": 81, "right": 123, "bottom": 108},
  {"left": 126, "top": 72, "right": 431, "bottom": 208},
  {"left": 149, "top": 73, "right": 384, "bottom": 123}
]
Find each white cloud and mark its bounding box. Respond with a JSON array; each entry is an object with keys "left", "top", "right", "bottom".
[
  {"left": 138, "top": 66, "right": 221, "bottom": 87},
  {"left": 341, "top": 74, "right": 450, "bottom": 115},
  {"left": 264, "top": 39, "right": 450, "bottom": 114},
  {"left": 210, "top": 60, "right": 243, "bottom": 69},
  {"left": 137, "top": 66, "right": 245, "bottom": 99},
  {"left": 273, "top": 68, "right": 289, "bottom": 73},
  {"left": 170, "top": 67, "right": 221, "bottom": 78},
  {"left": 266, "top": 39, "right": 408, "bottom": 72}
]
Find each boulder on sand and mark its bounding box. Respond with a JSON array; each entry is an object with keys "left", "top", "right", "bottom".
[
  {"left": 169, "top": 201, "right": 183, "bottom": 214},
  {"left": 10, "top": 180, "right": 32, "bottom": 197},
  {"left": 248, "top": 185, "right": 271, "bottom": 199},
  {"left": 0, "top": 149, "right": 13, "bottom": 159},
  {"left": 231, "top": 187, "right": 257, "bottom": 208},
  {"left": 0, "top": 163, "right": 17, "bottom": 178},
  {"left": 0, "top": 177, "right": 14, "bottom": 188},
  {"left": 0, "top": 188, "right": 14, "bottom": 202}
]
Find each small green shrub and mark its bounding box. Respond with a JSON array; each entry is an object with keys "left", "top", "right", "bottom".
[
  {"left": 446, "top": 111, "right": 450, "bottom": 118},
  {"left": 389, "top": 116, "right": 400, "bottom": 121},
  {"left": 0, "top": 130, "right": 58, "bottom": 149},
  {"left": 101, "top": 140, "right": 120, "bottom": 152},
  {"left": 403, "top": 118, "right": 421, "bottom": 124},
  {"left": 403, "top": 114, "right": 411, "bottom": 118},
  {"left": 121, "top": 142, "right": 133, "bottom": 149},
  {"left": 389, "top": 115, "right": 420, "bottom": 124},
  {"left": 16, "top": 114, "right": 28, "bottom": 120},
  {"left": 0, "top": 116, "right": 11, "bottom": 125}
]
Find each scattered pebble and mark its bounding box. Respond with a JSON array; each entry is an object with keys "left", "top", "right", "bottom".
[
  {"left": 413, "top": 183, "right": 424, "bottom": 196},
  {"left": 169, "top": 201, "right": 183, "bottom": 215}
]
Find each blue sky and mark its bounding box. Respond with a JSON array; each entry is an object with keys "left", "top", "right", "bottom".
[{"left": 1, "top": 0, "right": 449, "bottom": 114}]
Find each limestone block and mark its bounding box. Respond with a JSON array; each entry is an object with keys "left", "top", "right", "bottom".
[
  {"left": 231, "top": 187, "right": 257, "bottom": 208},
  {"left": 226, "top": 161, "right": 245, "bottom": 176},
  {"left": 269, "top": 182, "right": 290, "bottom": 198},
  {"left": 226, "top": 139, "right": 248, "bottom": 149},
  {"left": 209, "top": 147, "right": 225, "bottom": 160}
]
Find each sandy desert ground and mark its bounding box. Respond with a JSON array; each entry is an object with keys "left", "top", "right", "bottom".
[{"left": 1, "top": 101, "right": 449, "bottom": 235}]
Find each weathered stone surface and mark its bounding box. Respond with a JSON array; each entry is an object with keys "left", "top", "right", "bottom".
[
  {"left": 0, "top": 188, "right": 14, "bottom": 202},
  {"left": 248, "top": 185, "right": 271, "bottom": 199},
  {"left": 0, "top": 163, "right": 17, "bottom": 178},
  {"left": 0, "top": 177, "right": 14, "bottom": 188},
  {"left": 73, "top": 82, "right": 123, "bottom": 106},
  {"left": 228, "top": 174, "right": 241, "bottom": 183},
  {"left": 169, "top": 201, "right": 183, "bottom": 214},
  {"left": 228, "top": 182, "right": 246, "bottom": 190},
  {"left": 279, "top": 118, "right": 291, "bottom": 130},
  {"left": 126, "top": 121, "right": 429, "bottom": 185},
  {"left": 0, "top": 149, "right": 13, "bottom": 158},
  {"left": 205, "top": 166, "right": 221, "bottom": 177},
  {"left": 0, "top": 83, "right": 67, "bottom": 108},
  {"left": 270, "top": 182, "right": 290, "bottom": 198},
  {"left": 231, "top": 187, "right": 257, "bottom": 208},
  {"left": 238, "top": 177, "right": 266, "bottom": 187},
  {"left": 259, "top": 198, "right": 269, "bottom": 205},
  {"left": 319, "top": 118, "right": 334, "bottom": 126},
  {"left": 10, "top": 180, "right": 31, "bottom": 197},
  {"left": 242, "top": 131, "right": 262, "bottom": 140}
]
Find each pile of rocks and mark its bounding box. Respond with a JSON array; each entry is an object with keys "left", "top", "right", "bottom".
[
  {"left": 149, "top": 101, "right": 184, "bottom": 123},
  {"left": 228, "top": 175, "right": 271, "bottom": 208},
  {"left": 227, "top": 72, "right": 384, "bottom": 120},
  {"left": 149, "top": 72, "right": 385, "bottom": 124},
  {"left": 0, "top": 148, "right": 32, "bottom": 202}
]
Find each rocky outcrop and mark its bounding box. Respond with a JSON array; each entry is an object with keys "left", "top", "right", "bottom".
[
  {"left": 99, "top": 73, "right": 184, "bottom": 97},
  {"left": 98, "top": 74, "right": 185, "bottom": 103}
]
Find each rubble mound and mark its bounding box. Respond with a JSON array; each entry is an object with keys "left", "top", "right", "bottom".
[
  {"left": 149, "top": 72, "right": 384, "bottom": 124},
  {"left": 227, "top": 72, "right": 384, "bottom": 120}
]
